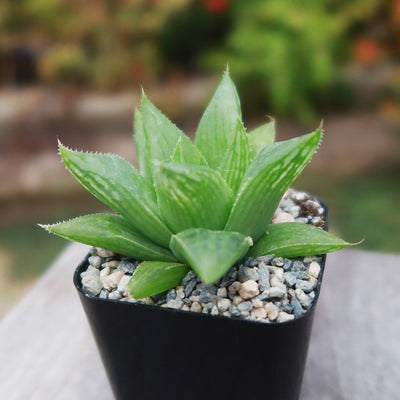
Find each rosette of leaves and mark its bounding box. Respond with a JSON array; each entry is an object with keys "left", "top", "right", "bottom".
[{"left": 40, "top": 71, "right": 354, "bottom": 299}]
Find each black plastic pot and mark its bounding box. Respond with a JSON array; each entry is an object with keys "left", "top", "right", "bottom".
[{"left": 74, "top": 203, "right": 328, "bottom": 400}]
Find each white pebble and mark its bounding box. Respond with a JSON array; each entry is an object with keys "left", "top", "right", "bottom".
[
  {"left": 251, "top": 299, "right": 263, "bottom": 309},
  {"left": 190, "top": 302, "right": 202, "bottom": 312},
  {"left": 117, "top": 275, "right": 131, "bottom": 294},
  {"left": 274, "top": 212, "right": 295, "bottom": 223},
  {"left": 251, "top": 308, "right": 267, "bottom": 320},
  {"left": 277, "top": 312, "right": 295, "bottom": 323},
  {"left": 239, "top": 280, "right": 260, "bottom": 300},
  {"left": 103, "top": 270, "right": 125, "bottom": 290},
  {"left": 96, "top": 248, "right": 116, "bottom": 257},
  {"left": 233, "top": 296, "right": 243, "bottom": 306},
  {"left": 217, "top": 298, "right": 232, "bottom": 313},
  {"left": 102, "top": 260, "right": 119, "bottom": 269},
  {"left": 308, "top": 261, "right": 321, "bottom": 279},
  {"left": 217, "top": 287, "right": 228, "bottom": 298},
  {"left": 265, "top": 302, "right": 279, "bottom": 321}
]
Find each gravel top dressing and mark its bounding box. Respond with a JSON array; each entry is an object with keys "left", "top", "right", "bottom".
[{"left": 80, "top": 189, "right": 325, "bottom": 323}]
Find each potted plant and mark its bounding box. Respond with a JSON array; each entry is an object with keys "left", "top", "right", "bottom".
[{"left": 40, "top": 71, "right": 354, "bottom": 400}]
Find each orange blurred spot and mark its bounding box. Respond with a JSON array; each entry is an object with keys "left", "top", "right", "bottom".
[
  {"left": 202, "top": 0, "right": 229, "bottom": 14},
  {"left": 354, "top": 38, "right": 383, "bottom": 65}
]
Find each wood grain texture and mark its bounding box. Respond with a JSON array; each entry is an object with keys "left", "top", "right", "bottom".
[{"left": 0, "top": 245, "right": 399, "bottom": 400}]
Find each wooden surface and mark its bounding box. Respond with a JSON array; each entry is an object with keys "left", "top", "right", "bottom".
[{"left": 0, "top": 243, "right": 399, "bottom": 400}]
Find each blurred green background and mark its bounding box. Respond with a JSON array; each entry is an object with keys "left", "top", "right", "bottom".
[{"left": 0, "top": 0, "right": 399, "bottom": 318}]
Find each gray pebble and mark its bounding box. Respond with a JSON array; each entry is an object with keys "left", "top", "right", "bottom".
[
  {"left": 117, "top": 275, "right": 131, "bottom": 294},
  {"left": 283, "top": 259, "right": 293, "bottom": 271},
  {"left": 117, "top": 260, "right": 136, "bottom": 274},
  {"left": 238, "top": 266, "right": 259, "bottom": 282},
  {"left": 166, "top": 289, "right": 177, "bottom": 302},
  {"left": 296, "top": 280, "right": 314, "bottom": 293},
  {"left": 99, "top": 290, "right": 108, "bottom": 299},
  {"left": 295, "top": 217, "right": 309, "bottom": 224},
  {"left": 266, "top": 286, "right": 286, "bottom": 299},
  {"left": 284, "top": 272, "right": 297, "bottom": 287},
  {"left": 244, "top": 257, "right": 258, "bottom": 267},
  {"left": 237, "top": 301, "right": 253, "bottom": 313},
  {"left": 88, "top": 256, "right": 102, "bottom": 268},
  {"left": 229, "top": 305, "right": 241, "bottom": 317},
  {"left": 81, "top": 269, "right": 103, "bottom": 296},
  {"left": 184, "top": 279, "right": 197, "bottom": 298},
  {"left": 281, "top": 302, "right": 294, "bottom": 314},
  {"left": 257, "top": 264, "right": 270, "bottom": 291},
  {"left": 256, "top": 254, "right": 275, "bottom": 265},
  {"left": 292, "top": 261, "right": 306, "bottom": 272},
  {"left": 199, "top": 290, "right": 215, "bottom": 304},
  {"left": 291, "top": 297, "right": 304, "bottom": 318},
  {"left": 296, "top": 271, "right": 310, "bottom": 280},
  {"left": 182, "top": 270, "right": 197, "bottom": 286},
  {"left": 219, "top": 267, "right": 238, "bottom": 287}
]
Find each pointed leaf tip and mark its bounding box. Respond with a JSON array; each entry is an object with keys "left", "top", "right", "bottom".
[{"left": 170, "top": 229, "right": 251, "bottom": 284}]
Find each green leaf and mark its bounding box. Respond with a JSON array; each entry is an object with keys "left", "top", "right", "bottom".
[
  {"left": 58, "top": 143, "right": 172, "bottom": 247},
  {"left": 218, "top": 119, "right": 251, "bottom": 195},
  {"left": 247, "top": 118, "right": 276, "bottom": 159},
  {"left": 136, "top": 94, "right": 204, "bottom": 182},
  {"left": 195, "top": 70, "right": 242, "bottom": 169},
  {"left": 170, "top": 228, "right": 251, "bottom": 284},
  {"left": 249, "top": 222, "right": 355, "bottom": 258},
  {"left": 154, "top": 163, "right": 234, "bottom": 233},
  {"left": 40, "top": 214, "right": 176, "bottom": 261},
  {"left": 128, "top": 261, "right": 189, "bottom": 298},
  {"left": 170, "top": 136, "right": 184, "bottom": 164},
  {"left": 225, "top": 128, "right": 322, "bottom": 242}
]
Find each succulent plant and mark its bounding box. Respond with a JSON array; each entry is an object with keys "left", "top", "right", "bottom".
[{"left": 40, "top": 71, "right": 354, "bottom": 298}]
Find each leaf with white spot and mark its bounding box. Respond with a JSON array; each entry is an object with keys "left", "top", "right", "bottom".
[{"left": 225, "top": 128, "right": 323, "bottom": 242}]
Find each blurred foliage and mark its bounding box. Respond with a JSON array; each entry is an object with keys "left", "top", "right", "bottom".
[
  {"left": 198, "top": 0, "right": 384, "bottom": 123},
  {"left": 0, "top": 0, "right": 190, "bottom": 88}
]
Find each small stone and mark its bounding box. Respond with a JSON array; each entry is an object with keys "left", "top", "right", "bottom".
[
  {"left": 222, "top": 311, "right": 232, "bottom": 318},
  {"left": 295, "top": 217, "right": 309, "bottom": 224},
  {"left": 274, "top": 212, "right": 295, "bottom": 223},
  {"left": 292, "top": 261, "right": 306, "bottom": 272},
  {"left": 182, "top": 305, "right": 190, "bottom": 311},
  {"left": 282, "top": 259, "right": 293, "bottom": 271},
  {"left": 237, "top": 301, "right": 253, "bottom": 313},
  {"left": 238, "top": 266, "right": 259, "bottom": 282},
  {"left": 190, "top": 302, "right": 202, "bottom": 312},
  {"left": 217, "top": 287, "right": 228, "bottom": 298},
  {"left": 219, "top": 267, "right": 238, "bottom": 287},
  {"left": 291, "top": 297, "right": 304, "bottom": 318},
  {"left": 295, "top": 288, "right": 311, "bottom": 309},
  {"left": 99, "top": 289, "right": 108, "bottom": 299},
  {"left": 257, "top": 263, "right": 270, "bottom": 291},
  {"left": 252, "top": 298, "right": 264, "bottom": 309},
  {"left": 284, "top": 272, "right": 297, "bottom": 287},
  {"left": 228, "top": 281, "right": 241, "bottom": 295},
  {"left": 288, "top": 205, "right": 301, "bottom": 218},
  {"left": 308, "top": 292, "right": 315, "bottom": 302},
  {"left": 265, "top": 302, "right": 279, "bottom": 321},
  {"left": 100, "top": 266, "right": 110, "bottom": 280},
  {"left": 293, "top": 191, "right": 307, "bottom": 201},
  {"left": 189, "top": 295, "right": 200, "bottom": 303},
  {"left": 303, "top": 256, "right": 321, "bottom": 265},
  {"left": 182, "top": 270, "right": 197, "bottom": 286},
  {"left": 199, "top": 290, "right": 215, "bottom": 304},
  {"left": 166, "top": 298, "right": 183, "bottom": 309},
  {"left": 166, "top": 289, "right": 177, "bottom": 302},
  {"left": 270, "top": 276, "right": 284, "bottom": 288},
  {"left": 244, "top": 257, "right": 258, "bottom": 267},
  {"left": 211, "top": 305, "right": 219, "bottom": 316},
  {"left": 281, "top": 303, "right": 293, "bottom": 314},
  {"left": 117, "top": 260, "right": 136, "bottom": 274},
  {"left": 117, "top": 275, "right": 131, "bottom": 294},
  {"left": 295, "top": 271, "right": 310, "bottom": 280},
  {"left": 176, "top": 286, "right": 185, "bottom": 299},
  {"left": 239, "top": 280, "right": 259, "bottom": 300},
  {"left": 232, "top": 296, "right": 243, "bottom": 306},
  {"left": 309, "top": 276, "right": 318, "bottom": 289},
  {"left": 256, "top": 255, "right": 275, "bottom": 265},
  {"left": 139, "top": 297, "right": 155, "bottom": 305},
  {"left": 308, "top": 261, "right": 321, "bottom": 279},
  {"left": 184, "top": 279, "right": 197, "bottom": 298},
  {"left": 217, "top": 298, "right": 232, "bottom": 313},
  {"left": 266, "top": 286, "right": 286, "bottom": 299},
  {"left": 103, "top": 270, "right": 125, "bottom": 290},
  {"left": 271, "top": 257, "right": 284, "bottom": 267},
  {"left": 102, "top": 260, "right": 119, "bottom": 270},
  {"left": 229, "top": 305, "right": 241, "bottom": 317},
  {"left": 88, "top": 256, "right": 102, "bottom": 268},
  {"left": 81, "top": 269, "right": 102, "bottom": 296},
  {"left": 96, "top": 248, "right": 116, "bottom": 258},
  {"left": 108, "top": 291, "right": 122, "bottom": 301},
  {"left": 277, "top": 312, "right": 295, "bottom": 323},
  {"left": 296, "top": 280, "right": 314, "bottom": 293},
  {"left": 251, "top": 307, "right": 267, "bottom": 320}
]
